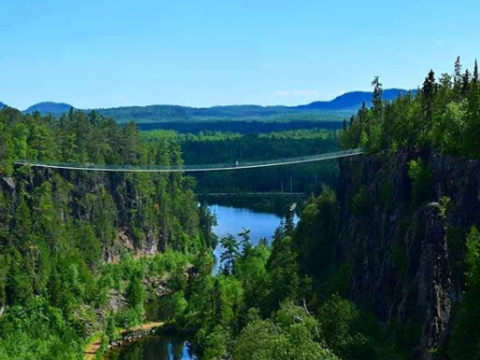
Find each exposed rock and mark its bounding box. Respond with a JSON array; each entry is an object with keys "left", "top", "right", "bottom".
[
  {"left": 103, "top": 227, "right": 165, "bottom": 263},
  {"left": 142, "top": 276, "right": 170, "bottom": 297},
  {"left": 107, "top": 289, "right": 127, "bottom": 313},
  {"left": 1, "top": 177, "right": 15, "bottom": 192},
  {"left": 142, "top": 229, "right": 158, "bottom": 255},
  {"left": 406, "top": 203, "right": 452, "bottom": 359},
  {"left": 339, "top": 151, "right": 479, "bottom": 359},
  {"left": 107, "top": 327, "right": 159, "bottom": 352}
]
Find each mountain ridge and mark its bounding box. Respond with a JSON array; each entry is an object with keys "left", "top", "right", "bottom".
[
  {"left": 23, "top": 102, "right": 75, "bottom": 116},
  {"left": 297, "top": 88, "right": 416, "bottom": 110},
  {"left": 12, "top": 88, "right": 414, "bottom": 123}
]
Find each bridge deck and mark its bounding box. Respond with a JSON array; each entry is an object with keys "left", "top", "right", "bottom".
[{"left": 15, "top": 148, "right": 364, "bottom": 173}]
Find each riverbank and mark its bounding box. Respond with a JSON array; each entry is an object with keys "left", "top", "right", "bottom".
[{"left": 84, "top": 322, "right": 163, "bottom": 360}]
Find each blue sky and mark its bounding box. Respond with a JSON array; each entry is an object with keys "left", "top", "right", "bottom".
[{"left": 0, "top": 0, "right": 479, "bottom": 109}]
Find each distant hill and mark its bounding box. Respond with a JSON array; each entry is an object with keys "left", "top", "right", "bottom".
[
  {"left": 24, "top": 102, "right": 74, "bottom": 116},
  {"left": 17, "top": 89, "right": 413, "bottom": 123},
  {"left": 95, "top": 104, "right": 353, "bottom": 123},
  {"left": 0, "top": 102, "right": 6, "bottom": 109},
  {"left": 94, "top": 88, "right": 412, "bottom": 123},
  {"left": 297, "top": 88, "right": 416, "bottom": 111}
]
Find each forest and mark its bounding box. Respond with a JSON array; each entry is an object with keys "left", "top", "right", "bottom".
[
  {"left": 2, "top": 57, "right": 480, "bottom": 360},
  {"left": 96, "top": 104, "right": 351, "bottom": 124},
  {"left": 0, "top": 108, "right": 213, "bottom": 359},
  {"left": 164, "top": 57, "right": 480, "bottom": 360},
  {"left": 142, "top": 129, "right": 340, "bottom": 194},
  {"left": 341, "top": 57, "right": 480, "bottom": 157},
  {"left": 137, "top": 120, "right": 343, "bottom": 134}
]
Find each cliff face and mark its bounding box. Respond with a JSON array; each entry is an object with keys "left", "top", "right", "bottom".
[
  {"left": 339, "top": 151, "right": 480, "bottom": 359},
  {"left": 0, "top": 168, "right": 200, "bottom": 263}
]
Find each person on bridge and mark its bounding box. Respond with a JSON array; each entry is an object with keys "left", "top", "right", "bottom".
[{"left": 235, "top": 160, "right": 239, "bottom": 167}]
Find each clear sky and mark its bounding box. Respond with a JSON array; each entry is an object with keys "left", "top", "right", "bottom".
[{"left": 1, "top": 0, "right": 479, "bottom": 110}]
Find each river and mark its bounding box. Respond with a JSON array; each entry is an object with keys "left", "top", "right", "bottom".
[
  {"left": 105, "top": 204, "right": 290, "bottom": 360},
  {"left": 104, "top": 334, "right": 194, "bottom": 360},
  {"left": 211, "top": 204, "right": 291, "bottom": 272}
]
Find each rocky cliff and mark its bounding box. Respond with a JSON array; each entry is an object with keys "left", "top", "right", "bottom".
[
  {"left": 339, "top": 151, "right": 480, "bottom": 359},
  {"left": 0, "top": 167, "right": 201, "bottom": 263}
]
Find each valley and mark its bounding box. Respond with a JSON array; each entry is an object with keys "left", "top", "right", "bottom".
[{"left": 1, "top": 59, "right": 480, "bottom": 360}]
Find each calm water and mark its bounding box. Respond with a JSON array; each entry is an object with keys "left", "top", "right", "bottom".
[
  {"left": 106, "top": 204, "right": 289, "bottom": 360},
  {"left": 211, "top": 204, "right": 287, "bottom": 243},
  {"left": 105, "top": 335, "right": 194, "bottom": 360},
  {"left": 210, "top": 204, "right": 292, "bottom": 272}
]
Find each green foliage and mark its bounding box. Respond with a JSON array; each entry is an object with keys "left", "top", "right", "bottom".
[
  {"left": 0, "top": 108, "right": 210, "bottom": 358},
  {"left": 408, "top": 159, "right": 433, "bottom": 206},
  {"left": 341, "top": 58, "right": 480, "bottom": 159},
  {"left": 219, "top": 235, "right": 240, "bottom": 276},
  {"left": 98, "top": 104, "right": 351, "bottom": 124},
  {"left": 352, "top": 186, "right": 370, "bottom": 216},
  {"left": 266, "top": 236, "right": 301, "bottom": 309},
  {"left": 143, "top": 129, "right": 340, "bottom": 194},
  {"left": 201, "top": 326, "right": 229, "bottom": 359},
  {"left": 125, "top": 277, "right": 146, "bottom": 323},
  {"left": 234, "top": 304, "right": 340, "bottom": 360},
  {"left": 295, "top": 186, "right": 340, "bottom": 283},
  {"left": 439, "top": 196, "right": 452, "bottom": 218},
  {"left": 175, "top": 189, "right": 410, "bottom": 360},
  {"left": 450, "top": 226, "right": 480, "bottom": 360},
  {"left": 319, "top": 294, "right": 362, "bottom": 356},
  {"left": 0, "top": 296, "right": 82, "bottom": 360}
]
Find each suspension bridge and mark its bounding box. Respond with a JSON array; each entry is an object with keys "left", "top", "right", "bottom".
[{"left": 14, "top": 148, "right": 364, "bottom": 173}]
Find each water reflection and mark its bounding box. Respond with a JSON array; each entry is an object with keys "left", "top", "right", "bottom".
[
  {"left": 211, "top": 204, "right": 287, "bottom": 244},
  {"left": 107, "top": 205, "right": 293, "bottom": 359},
  {"left": 105, "top": 335, "right": 195, "bottom": 360},
  {"left": 211, "top": 204, "right": 296, "bottom": 273}
]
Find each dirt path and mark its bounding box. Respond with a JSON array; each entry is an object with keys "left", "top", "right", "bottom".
[{"left": 84, "top": 322, "right": 163, "bottom": 360}]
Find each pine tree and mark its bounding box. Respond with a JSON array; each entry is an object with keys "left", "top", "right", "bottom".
[
  {"left": 212, "top": 279, "right": 223, "bottom": 326},
  {"left": 220, "top": 235, "right": 239, "bottom": 275},
  {"left": 462, "top": 69, "right": 471, "bottom": 97},
  {"left": 238, "top": 228, "right": 252, "bottom": 257},
  {"left": 349, "top": 115, "right": 354, "bottom": 126},
  {"left": 474, "top": 60, "right": 479, "bottom": 84},
  {"left": 454, "top": 56, "right": 462, "bottom": 84},
  {"left": 453, "top": 56, "right": 463, "bottom": 100},
  {"left": 422, "top": 70, "right": 436, "bottom": 119},
  {"left": 466, "top": 60, "right": 480, "bottom": 156},
  {"left": 421, "top": 70, "right": 437, "bottom": 143},
  {"left": 371, "top": 76, "right": 383, "bottom": 115}
]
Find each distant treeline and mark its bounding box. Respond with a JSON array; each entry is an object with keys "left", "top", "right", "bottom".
[
  {"left": 142, "top": 129, "right": 340, "bottom": 194},
  {"left": 342, "top": 58, "right": 480, "bottom": 157},
  {"left": 138, "top": 120, "right": 344, "bottom": 134},
  {"left": 95, "top": 105, "right": 352, "bottom": 124}
]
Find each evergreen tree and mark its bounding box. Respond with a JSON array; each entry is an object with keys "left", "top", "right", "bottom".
[
  {"left": 238, "top": 228, "right": 252, "bottom": 257},
  {"left": 462, "top": 69, "right": 471, "bottom": 97},
  {"left": 450, "top": 227, "right": 480, "bottom": 360},
  {"left": 371, "top": 76, "right": 383, "bottom": 115},
  {"left": 422, "top": 70, "right": 437, "bottom": 126},
  {"left": 220, "top": 235, "right": 240, "bottom": 275},
  {"left": 454, "top": 56, "right": 463, "bottom": 98},
  {"left": 466, "top": 60, "right": 480, "bottom": 156}
]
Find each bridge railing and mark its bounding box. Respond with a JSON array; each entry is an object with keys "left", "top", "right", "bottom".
[{"left": 15, "top": 148, "right": 364, "bottom": 172}]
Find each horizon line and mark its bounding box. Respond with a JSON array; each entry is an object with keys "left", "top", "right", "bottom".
[{"left": 1, "top": 87, "right": 415, "bottom": 112}]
